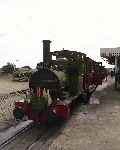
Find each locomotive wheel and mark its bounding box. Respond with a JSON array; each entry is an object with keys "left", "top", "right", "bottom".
[
  {"left": 79, "top": 93, "right": 88, "bottom": 104},
  {"left": 48, "top": 111, "right": 64, "bottom": 124},
  {"left": 13, "top": 107, "right": 25, "bottom": 120}
]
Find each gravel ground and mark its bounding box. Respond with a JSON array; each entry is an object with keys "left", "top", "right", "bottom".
[
  {"left": 0, "top": 76, "right": 28, "bottom": 95},
  {"left": 48, "top": 79, "right": 120, "bottom": 150}
]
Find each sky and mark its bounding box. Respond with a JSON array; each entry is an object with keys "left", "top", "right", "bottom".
[{"left": 0, "top": 0, "right": 120, "bottom": 68}]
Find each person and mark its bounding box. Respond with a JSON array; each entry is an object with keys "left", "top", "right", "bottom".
[
  {"left": 111, "top": 70, "right": 114, "bottom": 78},
  {"left": 105, "top": 70, "right": 108, "bottom": 81}
]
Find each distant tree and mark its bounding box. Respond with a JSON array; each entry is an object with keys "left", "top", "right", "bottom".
[
  {"left": 2, "top": 62, "right": 16, "bottom": 74},
  {"left": 21, "top": 66, "right": 31, "bottom": 70}
]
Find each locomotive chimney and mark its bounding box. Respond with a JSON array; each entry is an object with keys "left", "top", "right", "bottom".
[{"left": 43, "top": 40, "right": 51, "bottom": 64}]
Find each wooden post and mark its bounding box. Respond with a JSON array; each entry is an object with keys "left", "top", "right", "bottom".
[{"left": 115, "top": 56, "right": 118, "bottom": 89}]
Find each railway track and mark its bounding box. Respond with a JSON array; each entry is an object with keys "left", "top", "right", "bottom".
[
  {"left": 0, "top": 121, "right": 63, "bottom": 150},
  {"left": 25, "top": 124, "right": 62, "bottom": 150},
  {"left": 0, "top": 120, "right": 33, "bottom": 149},
  {"left": 0, "top": 124, "right": 45, "bottom": 150}
]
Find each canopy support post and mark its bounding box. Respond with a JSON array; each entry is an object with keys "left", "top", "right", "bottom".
[{"left": 115, "top": 56, "right": 118, "bottom": 89}]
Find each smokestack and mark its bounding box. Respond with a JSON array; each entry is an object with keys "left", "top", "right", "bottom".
[{"left": 43, "top": 40, "right": 51, "bottom": 64}]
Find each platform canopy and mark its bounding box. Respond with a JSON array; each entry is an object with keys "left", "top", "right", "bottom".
[{"left": 100, "top": 47, "right": 120, "bottom": 65}]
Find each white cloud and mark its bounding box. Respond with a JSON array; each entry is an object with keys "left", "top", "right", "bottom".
[{"left": 0, "top": 0, "right": 120, "bottom": 68}]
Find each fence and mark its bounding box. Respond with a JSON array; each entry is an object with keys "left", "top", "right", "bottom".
[{"left": 0, "top": 89, "right": 29, "bottom": 122}]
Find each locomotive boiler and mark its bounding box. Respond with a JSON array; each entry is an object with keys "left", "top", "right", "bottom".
[{"left": 13, "top": 40, "right": 106, "bottom": 123}]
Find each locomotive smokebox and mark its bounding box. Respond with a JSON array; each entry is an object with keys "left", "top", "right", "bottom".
[{"left": 43, "top": 40, "right": 51, "bottom": 64}]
